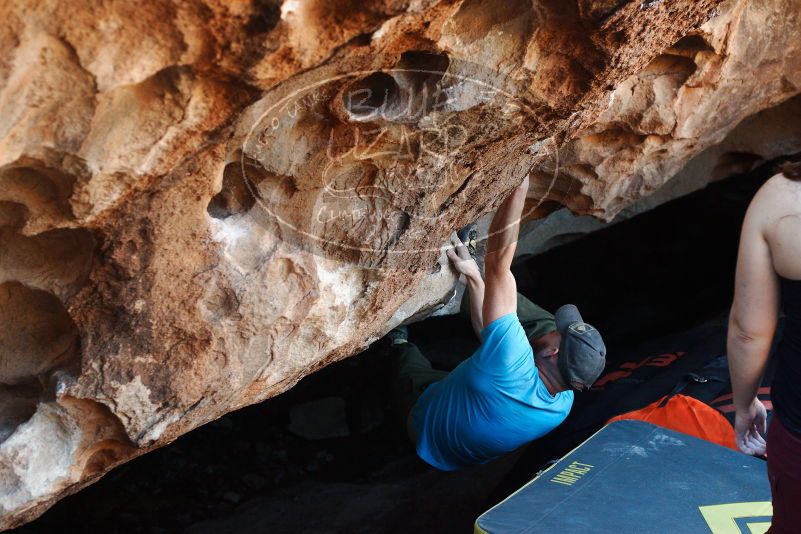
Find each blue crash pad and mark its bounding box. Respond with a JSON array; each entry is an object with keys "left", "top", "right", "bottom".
[{"left": 475, "top": 420, "right": 772, "bottom": 534}]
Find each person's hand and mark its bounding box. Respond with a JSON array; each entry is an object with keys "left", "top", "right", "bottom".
[
  {"left": 735, "top": 398, "right": 767, "bottom": 456},
  {"left": 446, "top": 233, "right": 480, "bottom": 281}
]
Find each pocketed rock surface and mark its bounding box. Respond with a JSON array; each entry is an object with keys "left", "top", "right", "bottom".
[{"left": 2, "top": 0, "right": 801, "bottom": 528}]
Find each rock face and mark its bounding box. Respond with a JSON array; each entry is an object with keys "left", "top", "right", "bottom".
[{"left": 1, "top": 0, "right": 801, "bottom": 528}]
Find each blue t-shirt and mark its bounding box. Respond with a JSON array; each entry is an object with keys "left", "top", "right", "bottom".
[{"left": 411, "top": 313, "right": 573, "bottom": 471}]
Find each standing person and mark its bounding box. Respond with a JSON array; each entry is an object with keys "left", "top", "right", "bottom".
[
  {"left": 727, "top": 160, "right": 801, "bottom": 533},
  {"left": 387, "top": 176, "right": 607, "bottom": 471}
]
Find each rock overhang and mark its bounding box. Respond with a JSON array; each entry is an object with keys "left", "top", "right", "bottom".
[{"left": 2, "top": 0, "right": 801, "bottom": 528}]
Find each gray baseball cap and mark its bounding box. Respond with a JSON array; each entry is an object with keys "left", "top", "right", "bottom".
[{"left": 555, "top": 305, "right": 606, "bottom": 391}]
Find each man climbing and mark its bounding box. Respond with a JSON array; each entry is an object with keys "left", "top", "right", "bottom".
[{"left": 388, "top": 175, "right": 607, "bottom": 471}]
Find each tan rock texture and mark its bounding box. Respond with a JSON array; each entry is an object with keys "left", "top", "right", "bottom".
[{"left": 1, "top": 0, "right": 801, "bottom": 528}]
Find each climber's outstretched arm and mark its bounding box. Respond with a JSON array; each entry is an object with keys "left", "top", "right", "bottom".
[{"left": 482, "top": 176, "right": 528, "bottom": 327}]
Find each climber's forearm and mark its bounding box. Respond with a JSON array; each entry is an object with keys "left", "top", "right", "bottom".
[
  {"left": 466, "top": 273, "right": 485, "bottom": 338},
  {"left": 483, "top": 176, "right": 528, "bottom": 326}
]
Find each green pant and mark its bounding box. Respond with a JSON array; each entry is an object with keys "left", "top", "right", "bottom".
[
  {"left": 389, "top": 342, "right": 449, "bottom": 422},
  {"left": 391, "top": 292, "right": 556, "bottom": 423}
]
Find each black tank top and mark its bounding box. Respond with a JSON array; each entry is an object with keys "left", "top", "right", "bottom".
[{"left": 773, "top": 276, "right": 801, "bottom": 434}]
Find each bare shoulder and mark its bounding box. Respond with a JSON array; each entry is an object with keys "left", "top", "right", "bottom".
[
  {"left": 758, "top": 173, "right": 801, "bottom": 200},
  {"left": 757, "top": 174, "right": 801, "bottom": 279},
  {"left": 748, "top": 173, "right": 801, "bottom": 224}
]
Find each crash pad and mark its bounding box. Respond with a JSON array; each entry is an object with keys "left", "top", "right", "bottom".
[{"left": 475, "top": 420, "right": 772, "bottom": 534}]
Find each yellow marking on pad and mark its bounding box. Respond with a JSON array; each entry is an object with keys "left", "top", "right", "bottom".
[
  {"left": 698, "top": 502, "right": 773, "bottom": 533},
  {"left": 747, "top": 521, "right": 771, "bottom": 534},
  {"left": 549, "top": 461, "right": 594, "bottom": 486}
]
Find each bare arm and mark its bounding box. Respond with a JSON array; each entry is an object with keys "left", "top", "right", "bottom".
[
  {"left": 482, "top": 176, "right": 529, "bottom": 327},
  {"left": 727, "top": 190, "right": 780, "bottom": 455},
  {"left": 466, "top": 276, "right": 485, "bottom": 337}
]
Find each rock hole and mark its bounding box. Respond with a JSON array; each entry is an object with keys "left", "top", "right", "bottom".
[
  {"left": 208, "top": 160, "right": 273, "bottom": 219},
  {"left": 0, "top": 163, "right": 77, "bottom": 225},
  {"left": 342, "top": 72, "right": 401, "bottom": 122},
  {"left": 342, "top": 52, "right": 450, "bottom": 124},
  {"left": 393, "top": 51, "right": 450, "bottom": 121},
  {"left": 244, "top": 0, "right": 281, "bottom": 35},
  {"left": 351, "top": 32, "right": 372, "bottom": 47},
  {"left": 603, "top": 29, "right": 627, "bottom": 48},
  {"left": 669, "top": 34, "right": 715, "bottom": 56},
  {"left": 395, "top": 51, "right": 449, "bottom": 87},
  {"left": 0, "top": 202, "right": 28, "bottom": 229},
  {"left": 0, "top": 282, "right": 79, "bottom": 386},
  {"left": 0, "top": 227, "right": 96, "bottom": 301},
  {"left": 72, "top": 399, "right": 135, "bottom": 479},
  {"left": 640, "top": 54, "right": 698, "bottom": 83}
]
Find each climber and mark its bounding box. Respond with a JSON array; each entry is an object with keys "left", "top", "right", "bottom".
[
  {"left": 727, "top": 158, "right": 801, "bottom": 532},
  {"left": 387, "top": 175, "right": 607, "bottom": 471}
]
